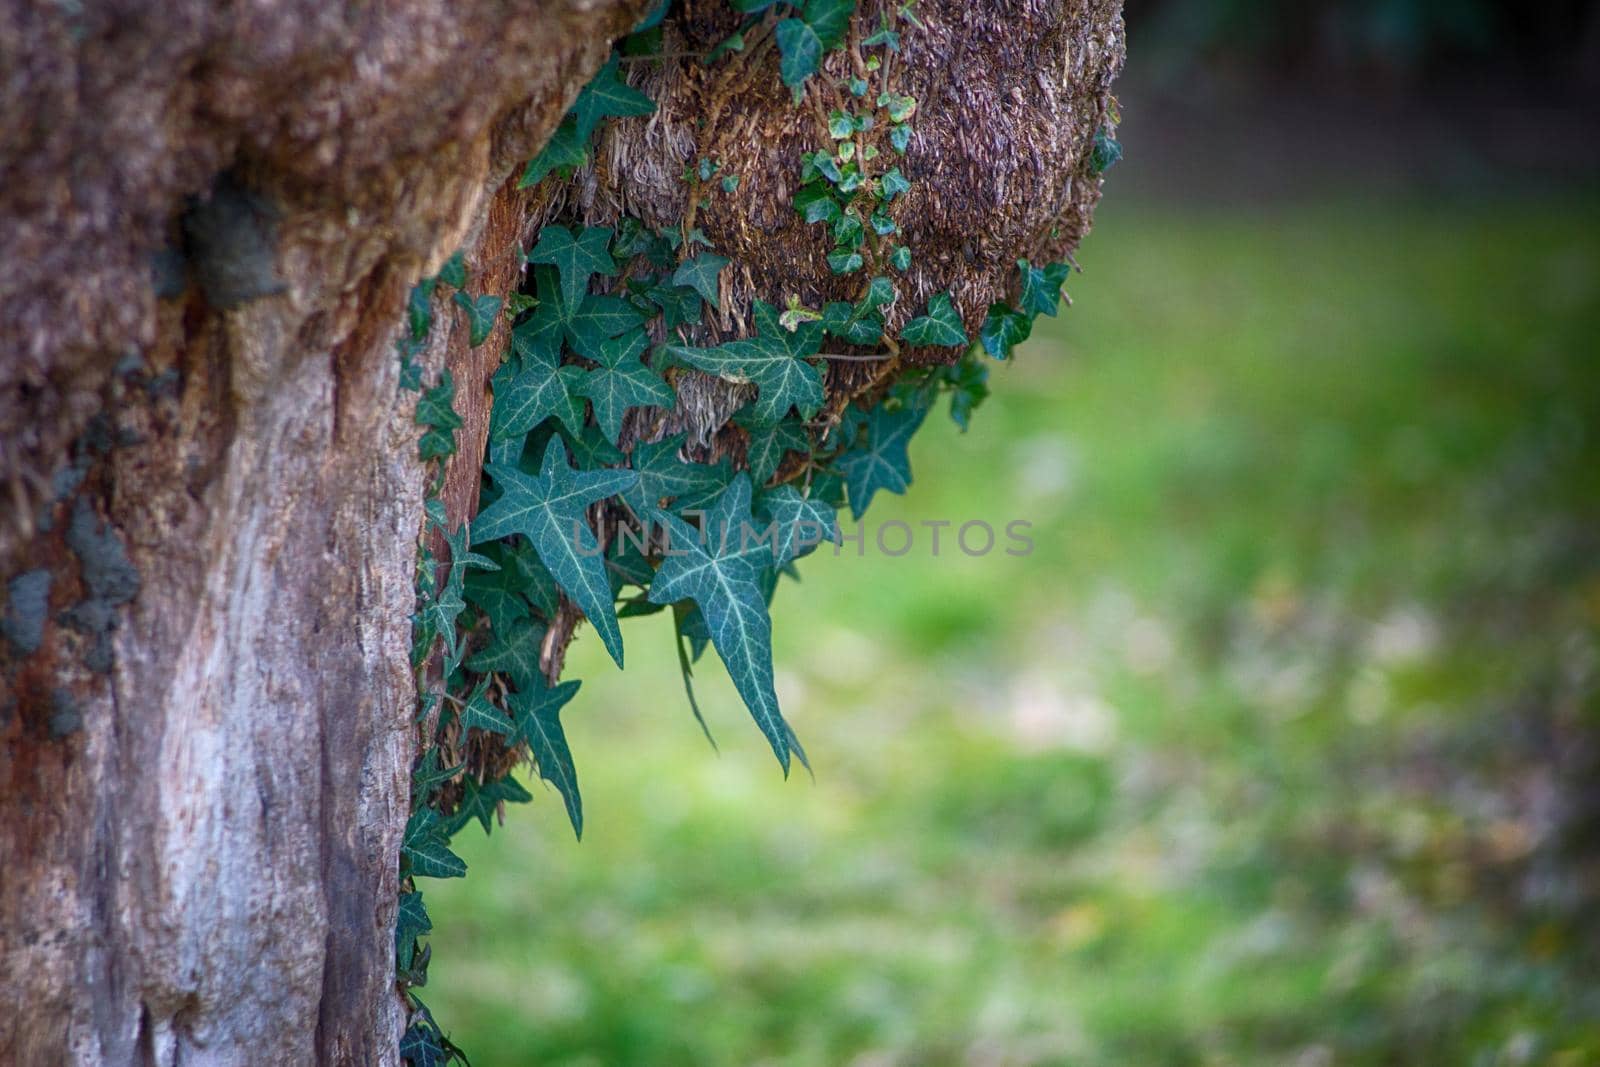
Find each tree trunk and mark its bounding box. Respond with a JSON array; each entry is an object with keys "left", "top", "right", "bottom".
[{"left": 0, "top": 1, "right": 1123, "bottom": 1063}]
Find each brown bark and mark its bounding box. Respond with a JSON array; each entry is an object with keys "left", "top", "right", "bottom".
[
  {"left": 0, "top": 3, "right": 645, "bottom": 1064},
  {"left": 1, "top": 1, "right": 1122, "bottom": 1063}
]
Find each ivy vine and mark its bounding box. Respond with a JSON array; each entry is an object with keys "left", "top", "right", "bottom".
[{"left": 394, "top": 2, "right": 1092, "bottom": 1061}]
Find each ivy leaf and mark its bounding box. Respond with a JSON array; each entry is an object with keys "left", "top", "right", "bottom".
[
  {"left": 527, "top": 225, "right": 618, "bottom": 311},
  {"left": 665, "top": 302, "right": 825, "bottom": 425},
  {"left": 837, "top": 402, "right": 925, "bottom": 519},
  {"left": 447, "top": 773, "right": 533, "bottom": 837},
  {"left": 889, "top": 244, "right": 911, "bottom": 271},
  {"left": 565, "top": 293, "right": 649, "bottom": 355},
  {"left": 508, "top": 675, "right": 585, "bottom": 838},
  {"left": 572, "top": 54, "right": 656, "bottom": 140},
  {"left": 1091, "top": 128, "right": 1123, "bottom": 174},
  {"left": 466, "top": 617, "right": 547, "bottom": 691},
  {"left": 794, "top": 185, "right": 843, "bottom": 225},
  {"left": 458, "top": 678, "right": 517, "bottom": 738},
  {"left": 900, "top": 291, "right": 968, "bottom": 348},
  {"left": 740, "top": 416, "right": 809, "bottom": 485},
  {"left": 519, "top": 118, "right": 587, "bottom": 188},
  {"left": 401, "top": 807, "right": 466, "bottom": 880},
  {"left": 559, "top": 421, "right": 626, "bottom": 470},
  {"left": 889, "top": 123, "right": 911, "bottom": 153},
  {"left": 755, "top": 483, "right": 841, "bottom": 564},
  {"left": 979, "top": 302, "right": 1032, "bottom": 360},
  {"left": 640, "top": 281, "right": 703, "bottom": 329},
  {"left": 416, "top": 370, "right": 462, "bottom": 461},
  {"left": 395, "top": 891, "right": 431, "bottom": 972},
  {"left": 409, "top": 280, "right": 436, "bottom": 340},
  {"left": 572, "top": 328, "right": 675, "bottom": 445},
  {"left": 473, "top": 438, "right": 638, "bottom": 667},
  {"left": 878, "top": 166, "right": 911, "bottom": 200},
  {"left": 775, "top": 18, "right": 824, "bottom": 96},
  {"left": 1018, "top": 258, "right": 1072, "bottom": 317},
  {"left": 945, "top": 352, "right": 991, "bottom": 431},
  {"left": 804, "top": 0, "right": 856, "bottom": 48},
  {"left": 436, "top": 251, "right": 467, "bottom": 290},
  {"left": 671, "top": 252, "right": 730, "bottom": 309},
  {"left": 819, "top": 301, "right": 882, "bottom": 346},
  {"left": 827, "top": 248, "right": 864, "bottom": 275},
  {"left": 399, "top": 1014, "right": 448, "bottom": 1067},
  {"left": 491, "top": 344, "right": 587, "bottom": 442},
  {"left": 621, "top": 433, "right": 733, "bottom": 518},
  {"left": 450, "top": 292, "right": 501, "bottom": 347},
  {"left": 646, "top": 475, "right": 805, "bottom": 774}
]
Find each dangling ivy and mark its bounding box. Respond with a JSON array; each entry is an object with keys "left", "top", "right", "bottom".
[{"left": 395, "top": 1, "right": 1096, "bottom": 1060}]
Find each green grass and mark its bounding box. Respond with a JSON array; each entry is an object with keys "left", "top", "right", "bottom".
[{"left": 426, "top": 195, "right": 1600, "bottom": 1066}]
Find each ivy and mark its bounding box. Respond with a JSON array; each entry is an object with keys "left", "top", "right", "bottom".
[{"left": 900, "top": 291, "right": 968, "bottom": 348}]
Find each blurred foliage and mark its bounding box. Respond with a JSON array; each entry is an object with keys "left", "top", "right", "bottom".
[
  {"left": 1127, "top": 0, "right": 1595, "bottom": 83},
  {"left": 425, "top": 194, "right": 1600, "bottom": 1065}
]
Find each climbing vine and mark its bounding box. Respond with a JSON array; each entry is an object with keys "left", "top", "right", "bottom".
[{"left": 392, "top": 2, "right": 1107, "bottom": 1061}]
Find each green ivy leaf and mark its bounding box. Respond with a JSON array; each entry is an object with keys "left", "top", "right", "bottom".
[
  {"left": 671, "top": 252, "right": 730, "bottom": 309},
  {"left": 646, "top": 475, "right": 808, "bottom": 774},
  {"left": 889, "top": 245, "right": 911, "bottom": 271},
  {"left": 416, "top": 371, "right": 462, "bottom": 461},
  {"left": 436, "top": 251, "right": 467, "bottom": 290},
  {"left": 473, "top": 438, "right": 638, "bottom": 667},
  {"left": 978, "top": 302, "right": 1032, "bottom": 360},
  {"left": 395, "top": 891, "right": 431, "bottom": 972},
  {"left": 900, "top": 291, "right": 968, "bottom": 347},
  {"left": 526, "top": 225, "right": 618, "bottom": 311},
  {"left": 889, "top": 123, "right": 911, "bottom": 153},
  {"left": 509, "top": 675, "right": 585, "bottom": 838},
  {"left": 408, "top": 280, "right": 435, "bottom": 341},
  {"left": 945, "top": 351, "right": 991, "bottom": 431},
  {"left": 827, "top": 248, "right": 864, "bottom": 274},
  {"left": 492, "top": 331, "right": 587, "bottom": 442},
  {"left": 775, "top": 18, "right": 824, "bottom": 96},
  {"left": 706, "top": 28, "right": 746, "bottom": 63},
  {"left": 755, "top": 483, "right": 842, "bottom": 564},
  {"left": 446, "top": 773, "right": 533, "bottom": 837},
  {"left": 804, "top": 0, "right": 856, "bottom": 48},
  {"left": 740, "top": 416, "right": 809, "bottom": 485},
  {"left": 519, "top": 118, "right": 587, "bottom": 189},
  {"left": 571, "top": 54, "right": 656, "bottom": 140},
  {"left": 458, "top": 678, "right": 517, "bottom": 738},
  {"left": 1091, "top": 128, "right": 1123, "bottom": 174},
  {"left": 667, "top": 303, "right": 826, "bottom": 425},
  {"left": 837, "top": 401, "right": 925, "bottom": 519},
  {"left": 621, "top": 433, "right": 733, "bottom": 518},
  {"left": 819, "top": 301, "right": 883, "bottom": 345},
  {"left": 564, "top": 293, "right": 650, "bottom": 355},
  {"left": 401, "top": 807, "right": 466, "bottom": 880},
  {"left": 559, "top": 422, "right": 627, "bottom": 470},
  {"left": 794, "top": 185, "right": 843, "bottom": 225},
  {"left": 640, "top": 281, "right": 703, "bottom": 329},
  {"left": 878, "top": 166, "right": 911, "bottom": 200},
  {"left": 572, "top": 328, "right": 675, "bottom": 445},
  {"left": 452, "top": 292, "right": 501, "bottom": 347},
  {"left": 721, "top": 174, "right": 740, "bottom": 193},
  {"left": 466, "top": 617, "right": 547, "bottom": 691},
  {"left": 1018, "top": 258, "right": 1072, "bottom": 317}
]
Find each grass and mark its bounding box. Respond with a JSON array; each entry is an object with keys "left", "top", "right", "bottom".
[{"left": 425, "top": 193, "right": 1600, "bottom": 1066}]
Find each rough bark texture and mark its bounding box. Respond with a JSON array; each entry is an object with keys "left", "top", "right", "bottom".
[
  {"left": 1, "top": 0, "right": 1121, "bottom": 1063},
  {"left": 0, "top": 2, "right": 644, "bottom": 1064}
]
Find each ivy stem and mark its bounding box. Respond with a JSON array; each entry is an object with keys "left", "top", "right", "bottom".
[{"left": 815, "top": 351, "right": 893, "bottom": 361}]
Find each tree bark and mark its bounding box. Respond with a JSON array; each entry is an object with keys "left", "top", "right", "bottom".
[{"left": 0, "top": 1, "right": 1122, "bottom": 1064}]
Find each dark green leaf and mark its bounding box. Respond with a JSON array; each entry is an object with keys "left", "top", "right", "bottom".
[
  {"left": 621, "top": 433, "right": 734, "bottom": 518},
  {"left": 741, "top": 416, "right": 809, "bottom": 485},
  {"left": 466, "top": 618, "right": 547, "bottom": 691},
  {"left": 900, "top": 291, "right": 968, "bottom": 348},
  {"left": 395, "top": 891, "right": 431, "bottom": 972},
  {"left": 671, "top": 252, "right": 730, "bottom": 309},
  {"left": 945, "top": 352, "right": 990, "bottom": 431},
  {"left": 452, "top": 292, "right": 501, "bottom": 347},
  {"left": 473, "top": 438, "right": 638, "bottom": 666},
  {"left": 509, "top": 675, "right": 585, "bottom": 838},
  {"left": 447, "top": 773, "right": 532, "bottom": 837},
  {"left": 571, "top": 54, "right": 656, "bottom": 140},
  {"left": 794, "top": 185, "right": 842, "bottom": 225},
  {"left": 889, "top": 245, "right": 911, "bottom": 271},
  {"left": 879, "top": 166, "right": 911, "bottom": 200},
  {"left": 436, "top": 251, "right": 467, "bottom": 290},
  {"left": 775, "top": 18, "right": 823, "bottom": 95},
  {"left": 664, "top": 302, "right": 825, "bottom": 424},
  {"left": 526, "top": 225, "right": 618, "bottom": 311},
  {"left": 889, "top": 123, "right": 911, "bottom": 153},
  {"left": 803, "top": 0, "right": 856, "bottom": 48},
  {"left": 1018, "top": 258, "right": 1073, "bottom": 317},
  {"left": 837, "top": 402, "right": 924, "bottom": 519},
  {"left": 416, "top": 371, "right": 462, "bottom": 461},
  {"left": 646, "top": 476, "right": 807, "bottom": 773},
  {"left": 572, "top": 329, "right": 675, "bottom": 445},
  {"left": 1091, "top": 128, "right": 1122, "bottom": 174},
  {"left": 827, "top": 248, "right": 864, "bottom": 274},
  {"left": 979, "top": 302, "right": 1032, "bottom": 360},
  {"left": 401, "top": 807, "right": 466, "bottom": 879},
  {"left": 519, "top": 119, "right": 587, "bottom": 189},
  {"left": 408, "top": 281, "right": 435, "bottom": 341}
]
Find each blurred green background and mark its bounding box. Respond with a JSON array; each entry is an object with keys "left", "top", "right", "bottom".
[{"left": 427, "top": 6, "right": 1600, "bottom": 1063}]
